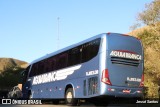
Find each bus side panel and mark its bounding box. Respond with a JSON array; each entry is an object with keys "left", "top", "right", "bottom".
[
  {"left": 32, "top": 81, "right": 65, "bottom": 99},
  {"left": 67, "top": 54, "right": 100, "bottom": 98},
  {"left": 29, "top": 54, "right": 100, "bottom": 99}
]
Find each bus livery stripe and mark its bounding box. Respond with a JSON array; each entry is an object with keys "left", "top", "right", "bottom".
[{"left": 32, "top": 65, "right": 81, "bottom": 85}]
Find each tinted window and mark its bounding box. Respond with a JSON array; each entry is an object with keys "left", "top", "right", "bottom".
[
  {"left": 51, "top": 58, "right": 57, "bottom": 71},
  {"left": 38, "top": 61, "right": 44, "bottom": 75},
  {"left": 29, "top": 38, "right": 100, "bottom": 77},
  {"left": 68, "top": 46, "right": 82, "bottom": 66},
  {"left": 82, "top": 38, "right": 100, "bottom": 62},
  {"left": 29, "top": 63, "right": 38, "bottom": 77},
  {"left": 44, "top": 60, "right": 49, "bottom": 73},
  {"left": 22, "top": 65, "right": 31, "bottom": 83},
  {"left": 56, "top": 53, "right": 68, "bottom": 69}
]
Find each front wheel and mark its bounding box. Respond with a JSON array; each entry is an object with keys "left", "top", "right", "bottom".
[
  {"left": 28, "top": 93, "right": 32, "bottom": 99},
  {"left": 65, "top": 88, "right": 79, "bottom": 106}
]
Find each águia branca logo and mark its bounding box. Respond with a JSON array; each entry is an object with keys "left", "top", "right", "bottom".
[{"left": 110, "top": 50, "right": 142, "bottom": 60}]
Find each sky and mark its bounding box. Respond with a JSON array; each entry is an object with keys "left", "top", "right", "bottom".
[{"left": 0, "top": 0, "right": 153, "bottom": 63}]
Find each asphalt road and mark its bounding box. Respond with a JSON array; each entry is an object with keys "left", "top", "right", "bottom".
[
  {"left": 0, "top": 103, "right": 160, "bottom": 107},
  {"left": 0, "top": 104, "right": 132, "bottom": 107},
  {"left": 0, "top": 99, "right": 160, "bottom": 107},
  {"left": 0, "top": 104, "right": 160, "bottom": 107}
]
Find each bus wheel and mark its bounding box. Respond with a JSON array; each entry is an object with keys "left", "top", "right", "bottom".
[
  {"left": 65, "top": 88, "right": 79, "bottom": 106},
  {"left": 28, "top": 93, "right": 32, "bottom": 99},
  {"left": 28, "top": 91, "right": 32, "bottom": 99}
]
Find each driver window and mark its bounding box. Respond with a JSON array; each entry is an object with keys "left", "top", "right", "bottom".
[{"left": 22, "top": 65, "right": 31, "bottom": 84}]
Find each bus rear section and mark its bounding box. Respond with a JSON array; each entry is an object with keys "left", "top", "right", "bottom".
[{"left": 100, "top": 33, "right": 144, "bottom": 98}]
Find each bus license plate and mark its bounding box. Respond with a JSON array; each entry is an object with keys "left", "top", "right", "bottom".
[{"left": 122, "top": 89, "right": 131, "bottom": 93}]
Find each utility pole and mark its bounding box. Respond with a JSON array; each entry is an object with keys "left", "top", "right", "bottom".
[{"left": 57, "top": 17, "right": 60, "bottom": 50}]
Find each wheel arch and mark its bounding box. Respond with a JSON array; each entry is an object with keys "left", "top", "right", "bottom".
[{"left": 64, "top": 83, "right": 75, "bottom": 97}]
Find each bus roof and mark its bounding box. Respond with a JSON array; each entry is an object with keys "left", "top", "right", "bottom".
[
  {"left": 30, "top": 33, "right": 106, "bottom": 65},
  {"left": 30, "top": 33, "right": 136, "bottom": 65}
]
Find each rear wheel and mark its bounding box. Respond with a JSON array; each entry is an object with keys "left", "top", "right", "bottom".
[{"left": 65, "top": 88, "right": 79, "bottom": 106}]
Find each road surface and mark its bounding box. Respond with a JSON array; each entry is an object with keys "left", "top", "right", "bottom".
[
  {"left": 0, "top": 103, "right": 160, "bottom": 107},
  {"left": 0, "top": 99, "right": 160, "bottom": 107}
]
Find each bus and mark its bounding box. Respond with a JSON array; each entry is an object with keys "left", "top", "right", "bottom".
[{"left": 22, "top": 33, "right": 144, "bottom": 105}]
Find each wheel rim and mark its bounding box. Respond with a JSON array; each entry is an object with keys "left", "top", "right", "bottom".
[
  {"left": 29, "top": 94, "right": 32, "bottom": 99},
  {"left": 66, "top": 92, "right": 72, "bottom": 103}
]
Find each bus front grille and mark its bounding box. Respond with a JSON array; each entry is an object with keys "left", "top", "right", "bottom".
[{"left": 111, "top": 57, "right": 140, "bottom": 67}]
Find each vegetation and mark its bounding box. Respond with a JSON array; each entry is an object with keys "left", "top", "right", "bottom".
[
  {"left": 130, "top": 0, "right": 160, "bottom": 98},
  {"left": 0, "top": 0, "right": 160, "bottom": 99},
  {"left": 0, "top": 58, "right": 27, "bottom": 72},
  {"left": 0, "top": 66, "right": 25, "bottom": 90},
  {"left": 0, "top": 58, "right": 28, "bottom": 90}
]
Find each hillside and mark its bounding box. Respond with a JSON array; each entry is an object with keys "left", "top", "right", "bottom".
[
  {"left": 0, "top": 58, "right": 28, "bottom": 72},
  {"left": 0, "top": 58, "right": 28, "bottom": 90}
]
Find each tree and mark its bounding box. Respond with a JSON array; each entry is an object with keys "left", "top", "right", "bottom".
[
  {"left": 131, "top": 0, "right": 160, "bottom": 50},
  {"left": 130, "top": 0, "right": 160, "bottom": 98},
  {"left": 131, "top": 0, "right": 160, "bottom": 32},
  {"left": 0, "top": 66, "right": 25, "bottom": 90},
  {"left": 135, "top": 0, "right": 160, "bottom": 36}
]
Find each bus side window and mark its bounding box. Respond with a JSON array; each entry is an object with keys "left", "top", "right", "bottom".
[
  {"left": 68, "top": 46, "right": 82, "bottom": 66},
  {"left": 22, "top": 65, "right": 30, "bottom": 84},
  {"left": 38, "top": 61, "right": 44, "bottom": 75},
  {"left": 48, "top": 57, "right": 56, "bottom": 71},
  {"left": 29, "top": 65, "right": 34, "bottom": 77},
  {"left": 56, "top": 53, "right": 68, "bottom": 70},
  {"left": 45, "top": 59, "right": 50, "bottom": 73},
  {"left": 29, "top": 63, "right": 38, "bottom": 77},
  {"left": 82, "top": 38, "right": 100, "bottom": 62}
]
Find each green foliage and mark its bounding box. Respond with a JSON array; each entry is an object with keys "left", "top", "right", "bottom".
[
  {"left": 135, "top": 28, "right": 160, "bottom": 98},
  {"left": 0, "top": 66, "right": 25, "bottom": 90},
  {"left": 138, "top": 0, "right": 160, "bottom": 26},
  {"left": 131, "top": 0, "right": 160, "bottom": 98},
  {"left": 135, "top": 26, "right": 160, "bottom": 99},
  {"left": 137, "top": 29, "right": 155, "bottom": 47}
]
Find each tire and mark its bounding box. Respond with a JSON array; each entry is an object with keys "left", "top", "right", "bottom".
[
  {"left": 65, "top": 88, "right": 79, "bottom": 106},
  {"left": 28, "top": 92, "right": 32, "bottom": 99}
]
